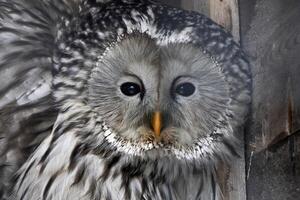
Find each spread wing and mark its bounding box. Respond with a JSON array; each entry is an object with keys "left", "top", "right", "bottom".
[{"left": 0, "top": 0, "right": 79, "bottom": 198}]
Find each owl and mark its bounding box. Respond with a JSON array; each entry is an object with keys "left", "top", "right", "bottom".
[{"left": 0, "top": 0, "right": 251, "bottom": 199}]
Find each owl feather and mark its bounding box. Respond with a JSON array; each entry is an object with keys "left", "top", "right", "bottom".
[{"left": 0, "top": 0, "right": 251, "bottom": 200}]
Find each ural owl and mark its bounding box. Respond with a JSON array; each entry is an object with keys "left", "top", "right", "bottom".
[{"left": 0, "top": 0, "right": 251, "bottom": 199}]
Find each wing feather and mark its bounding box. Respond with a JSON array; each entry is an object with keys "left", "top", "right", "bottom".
[{"left": 0, "top": 0, "right": 79, "bottom": 198}]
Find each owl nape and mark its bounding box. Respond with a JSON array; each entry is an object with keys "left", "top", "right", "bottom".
[{"left": 0, "top": 0, "right": 251, "bottom": 200}]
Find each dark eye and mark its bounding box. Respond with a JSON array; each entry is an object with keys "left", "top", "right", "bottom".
[
  {"left": 175, "top": 82, "right": 196, "bottom": 97},
  {"left": 120, "top": 82, "right": 141, "bottom": 96}
]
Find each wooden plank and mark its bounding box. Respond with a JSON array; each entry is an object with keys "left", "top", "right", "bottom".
[
  {"left": 179, "top": 0, "right": 240, "bottom": 42},
  {"left": 226, "top": 134, "right": 247, "bottom": 200},
  {"left": 209, "top": 0, "right": 240, "bottom": 42},
  {"left": 216, "top": 129, "right": 246, "bottom": 200},
  {"left": 241, "top": 0, "right": 300, "bottom": 199}
]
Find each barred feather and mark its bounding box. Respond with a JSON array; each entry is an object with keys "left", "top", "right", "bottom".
[
  {"left": 0, "top": 0, "right": 251, "bottom": 200},
  {"left": 0, "top": 0, "right": 79, "bottom": 198}
]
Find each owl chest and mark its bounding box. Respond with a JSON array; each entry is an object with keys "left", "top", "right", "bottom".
[{"left": 14, "top": 133, "right": 196, "bottom": 200}]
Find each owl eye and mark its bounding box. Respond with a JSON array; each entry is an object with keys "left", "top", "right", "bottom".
[
  {"left": 175, "top": 82, "right": 196, "bottom": 97},
  {"left": 120, "top": 82, "right": 141, "bottom": 96}
]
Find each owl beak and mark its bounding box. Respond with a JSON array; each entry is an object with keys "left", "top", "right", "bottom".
[{"left": 151, "top": 111, "right": 162, "bottom": 138}]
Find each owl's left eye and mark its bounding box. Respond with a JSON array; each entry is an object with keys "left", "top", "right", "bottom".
[
  {"left": 175, "top": 82, "right": 196, "bottom": 97},
  {"left": 120, "top": 82, "right": 141, "bottom": 96}
]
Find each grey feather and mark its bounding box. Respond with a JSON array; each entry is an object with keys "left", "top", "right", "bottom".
[{"left": 0, "top": 0, "right": 251, "bottom": 199}]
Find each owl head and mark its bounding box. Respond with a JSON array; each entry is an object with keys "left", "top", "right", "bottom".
[
  {"left": 88, "top": 33, "right": 230, "bottom": 157},
  {"left": 54, "top": 0, "right": 251, "bottom": 163}
]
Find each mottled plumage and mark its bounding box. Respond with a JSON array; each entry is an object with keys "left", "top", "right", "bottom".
[{"left": 0, "top": 0, "right": 251, "bottom": 200}]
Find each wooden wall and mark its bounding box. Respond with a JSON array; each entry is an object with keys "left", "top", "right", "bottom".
[
  {"left": 162, "top": 0, "right": 240, "bottom": 41},
  {"left": 159, "top": 0, "right": 300, "bottom": 199},
  {"left": 241, "top": 0, "right": 300, "bottom": 199}
]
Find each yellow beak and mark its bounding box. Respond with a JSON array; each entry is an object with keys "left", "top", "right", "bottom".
[{"left": 152, "top": 111, "right": 162, "bottom": 138}]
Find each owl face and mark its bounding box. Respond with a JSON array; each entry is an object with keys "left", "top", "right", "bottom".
[{"left": 88, "top": 33, "right": 231, "bottom": 156}]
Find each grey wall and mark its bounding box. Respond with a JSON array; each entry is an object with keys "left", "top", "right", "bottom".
[{"left": 241, "top": 0, "right": 300, "bottom": 199}]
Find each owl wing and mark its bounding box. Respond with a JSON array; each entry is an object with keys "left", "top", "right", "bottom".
[{"left": 0, "top": 0, "right": 79, "bottom": 198}]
